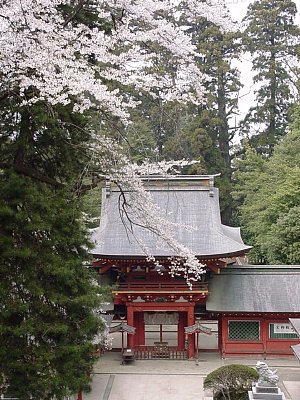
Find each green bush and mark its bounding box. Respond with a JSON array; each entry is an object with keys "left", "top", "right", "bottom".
[{"left": 204, "top": 364, "right": 259, "bottom": 400}]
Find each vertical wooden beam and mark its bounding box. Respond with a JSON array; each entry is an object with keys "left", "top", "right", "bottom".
[
  {"left": 134, "top": 312, "right": 139, "bottom": 346},
  {"left": 261, "top": 317, "right": 267, "bottom": 359},
  {"left": 134, "top": 312, "right": 145, "bottom": 346},
  {"left": 221, "top": 316, "right": 227, "bottom": 359},
  {"left": 187, "top": 304, "right": 195, "bottom": 359},
  {"left": 127, "top": 305, "right": 134, "bottom": 348},
  {"left": 218, "top": 316, "right": 223, "bottom": 357},
  {"left": 140, "top": 312, "right": 145, "bottom": 346},
  {"left": 160, "top": 324, "right": 163, "bottom": 342},
  {"left": 178, "top": 312, "right": 186, "bottom": 349}
]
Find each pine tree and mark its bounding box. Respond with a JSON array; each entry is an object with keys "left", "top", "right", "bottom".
[
  {"left": 0, "top": 171, "right": 104, "bottom": 399},
  {"left": 125, "top": 17, "right": 243, "bottom": 223},
  {"left": 195, "top": 21, "right": 242, "bottom": 223},
  {"left": 242, "top": 0, "right": 299, "bottom": 155},
  {"left": 166, "top": 18, "right": 242, "bottom": 223},
  {"left": 0, "top": 2, "right": 112, "bottom": 395}
]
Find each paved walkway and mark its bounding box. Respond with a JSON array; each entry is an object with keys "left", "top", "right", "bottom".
[{"left": 83, "top": 352, "right": 300, "bottom": 400}]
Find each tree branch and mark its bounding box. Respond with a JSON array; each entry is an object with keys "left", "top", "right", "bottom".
[
  {"left": 63, "top": 0, "right": 87, "bottom": 27},
  {"left": 0, "top": 162, "right": 64, "bottom": 188},
  {"left": 74, "top": 175, "right": 104, "bottom": 195}
]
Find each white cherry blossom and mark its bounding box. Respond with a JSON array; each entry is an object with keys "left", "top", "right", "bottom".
[
  {"left": 0, "top": 0, "right": 231, "bottom": 121},
  {"left": 0, "top": 0, "right": 232, "bottom": 282}
]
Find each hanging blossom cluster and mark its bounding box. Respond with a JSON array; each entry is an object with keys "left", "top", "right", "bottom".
[
  {"left": 0, "top": 0, "right": 231, "bottom": 121},
  {"left": 86, "top": 134, "right": 206, "bottom": 287}
]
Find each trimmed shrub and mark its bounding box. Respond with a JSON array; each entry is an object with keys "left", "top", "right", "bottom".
[{"left": 204, "top": 364, "right": 259, "bottom": 400}]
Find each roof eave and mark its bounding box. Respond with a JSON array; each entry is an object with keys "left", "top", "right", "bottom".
[{"left": 92, "top": 249, "right": 250, "bottom": 261}]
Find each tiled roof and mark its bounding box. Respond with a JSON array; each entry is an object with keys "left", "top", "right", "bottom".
[
  {"left": 290, "top": 318, "right": 300, "bottom": 336},
  {"left": 291, "top": 344, "right": 300, "bottom": 361},
  {"left": 91, "top": 175, "right": 251, "bottom": 259},
  {"left": 207, "top": 265, "right": 300, "bottom": 313}
]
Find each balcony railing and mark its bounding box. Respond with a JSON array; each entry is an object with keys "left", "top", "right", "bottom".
[{"left": 116, "top": 281, "right": 207, "bottom": 292}]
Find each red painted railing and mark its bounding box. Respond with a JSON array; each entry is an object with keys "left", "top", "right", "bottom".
[{"left": 117, "top": 282, "right": 207, "bottom": 291}]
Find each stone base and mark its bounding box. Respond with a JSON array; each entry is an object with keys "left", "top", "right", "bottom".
[
  {"left": 248, "top": 384, "right": 286, "bottom": 400},
  {"left": 256, "top": 386, "right": 278, "bottom": 393}
]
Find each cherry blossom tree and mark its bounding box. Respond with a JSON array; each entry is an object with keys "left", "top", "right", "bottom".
[
  {"left": 0, "top": 0, "right": 231, "bottom": 119},
  {"left": 0, "top": 0, "right": 233, "bottom": 277}
]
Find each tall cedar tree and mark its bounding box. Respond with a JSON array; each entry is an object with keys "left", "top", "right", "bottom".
[
  {"left": 242, "top": 0, "right": 299, "bottom": 156},
  {"left": 192, "top": 20, "right": 241, "bottom": 223},
  {"left": 0, "top": 3, "right": 120, "bottom": 396},
  {"left": 0, "top": 98, "right": 104, "bottom": 398},
  {"left": 0, "top": 172, "right": 103, "bottom": 399},
  {"left": 164, "top": 19, "right": 242, "bottom": 223},
  {"left": 123, "top": 18, "right": 242, "bottom": 224}
]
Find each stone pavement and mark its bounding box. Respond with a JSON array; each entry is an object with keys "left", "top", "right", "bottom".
[{"left": 83, "top": 351, "right": 300, "bottom": 400}]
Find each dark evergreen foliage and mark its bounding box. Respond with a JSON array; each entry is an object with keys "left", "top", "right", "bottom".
[
  {"left": 233, "top": 106, "right": 300, "bottom": 264},
  {"left": 0, "top": 172, "right": 103, "bottom": 399},
  {"left": 0, "top": 93, "right": 104, "bottom": 398},
  {"left": 187, "top": 20, "right": 242, "bottom": 223},
  {"left": 121, "top": 17, "right": 242, "bottom": 224},
  {"left": 242, "top": 0, "right": 299, "bottom": 155}
]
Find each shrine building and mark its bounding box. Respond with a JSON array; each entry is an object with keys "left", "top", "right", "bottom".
[{"left": 91, "top": 175, "right": 300, "bottom": 359}]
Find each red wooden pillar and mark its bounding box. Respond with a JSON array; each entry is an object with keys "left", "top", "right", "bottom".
[
  {"left": 133, "top": 312, "right": 139, "bottom": 346},
  {"left": 77, "top": 391, "right": 83, "bottom": 400},
  {"left": 221, "top": 316, "right": 227, "bottom": 358},
  {"left": 261, "top": 317, "right": 267, "bottom": 359},
  {"left": 218, "top": 316, "right": 223, "bottom": 357},
  {"left": 178, "top": 312, "right": 187, "bottom": 349},
  {"left": 195, "top": 332, "right": 199, "bottom": 359},
  {"left": 134, "top": 312, "right": 145, "bottom": 346},
  {"left": 140, "top": 312, "right": 145, "bottom": 346},
  {"left": 127, "top": 304, "right": 134, "bottom": 348},
  {"left": 187, "top": 304, "right": 195, "bottom": 359}
]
